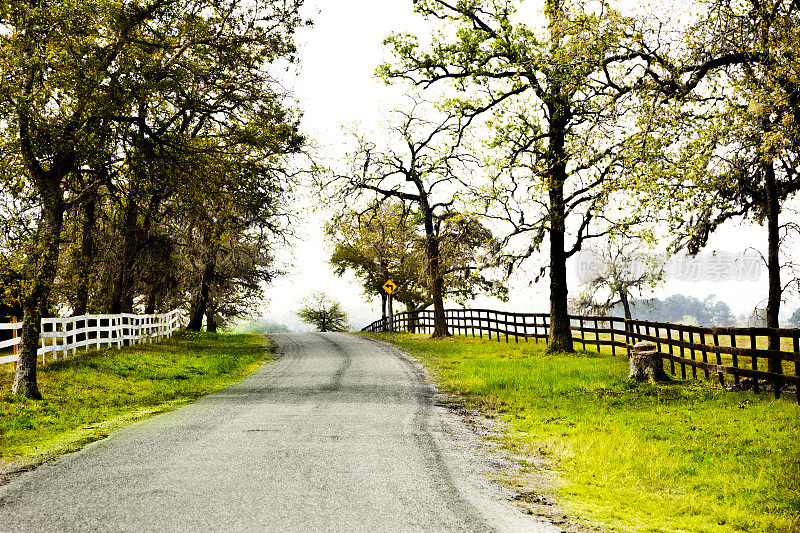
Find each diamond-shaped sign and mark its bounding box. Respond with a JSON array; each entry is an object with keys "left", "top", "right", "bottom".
[{"left": 382, "top": 280, "right": 397, "bottom": 295}]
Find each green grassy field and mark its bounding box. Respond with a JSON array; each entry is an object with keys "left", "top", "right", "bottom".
[
  {"left": 369, "top": 332, "right": 800, "bottom": 533},
  {"left": 0, "top": 331, "right": 271, "bottom": 471}
]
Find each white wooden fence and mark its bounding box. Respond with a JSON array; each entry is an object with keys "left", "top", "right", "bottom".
[{"left": 0, "top": 310, "right": 182, "bottom": 365}]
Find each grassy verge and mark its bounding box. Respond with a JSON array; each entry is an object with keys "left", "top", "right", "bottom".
[
  {"left": 0, "top": 331, "right": 271, "bottom": 472},
  {"left": 368, "top": 332, "right": 800, "bottom": 533}
]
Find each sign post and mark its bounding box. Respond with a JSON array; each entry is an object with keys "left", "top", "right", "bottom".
[{"left": 382, "top": 281, "right": 397, "bottom": 331}]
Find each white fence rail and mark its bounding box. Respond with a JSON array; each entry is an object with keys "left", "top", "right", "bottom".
[{"left": 0, "top": 310, "right": 182, "bottom": 365}]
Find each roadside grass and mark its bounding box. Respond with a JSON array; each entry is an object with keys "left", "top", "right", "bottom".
[
  {"left": 368, "top": 332, "right": 800, "bottom": 533},
  {"left": 0, "top": 331, "right": 271, "bottom": 471}
]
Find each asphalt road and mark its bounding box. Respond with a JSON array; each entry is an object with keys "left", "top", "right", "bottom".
[{"left": 0, "top": 333, "right": 559, "bottom": 532}]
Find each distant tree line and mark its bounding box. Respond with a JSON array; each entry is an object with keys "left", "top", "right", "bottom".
[
  {"left": 245, "top": 319, "right": 291, "bottom": 335},
  {"left": 0, "top": 0, "right": 307, "bottom": 399},
  {"left": 591, "top": 294, "right": 737, "bottom": 328}
]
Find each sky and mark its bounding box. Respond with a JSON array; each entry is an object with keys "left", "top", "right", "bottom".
[{"left": 254, "top": 0, "right": 794, "bottom": 332}]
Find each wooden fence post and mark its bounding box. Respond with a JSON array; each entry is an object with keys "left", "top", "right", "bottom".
[
  {"left": 700, "top": 331, "right": 710, "bottom": 380},
  {"left": 624, "top": 319, "right": 632, "bottom": 357},
  {"left": 793, "top": 334, "right": 800, "bottom": 404},
  {"left": 513, "top": 313, "right": 519, "bottom": 343},
  {"left": 750, "top": 333, "right": 759, "bottom": 394},
  {"left": 667, "top": 327, "right": 675, "bottom": 375},
  {"left": 523, "top": 315, "right": 528, "bottom": 342},
  {"left": 470, "top": 310, "right": 475, "bottom": 338},
  {"left": 594, "top": 318, "right": 601, "bottom": 353},
  {"left": 713, "top": 332, "right": 724, "bottom": 386},
  {"left": 731, "top": 334, "right": 739, "bottom": 385},
  {"left": 610, "top": 319, "right": 616, "bottom": 356},
  {"left": 688, "top": 330, "right": 697, "bottom": 379}
]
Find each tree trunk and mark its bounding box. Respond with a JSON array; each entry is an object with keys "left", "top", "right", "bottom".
[
  {"left": 144, "top": 285, "right": 158, "bottom": 315},
  {"left": 73, "top": 196, "right": 97, "bottom": 316},
  {"left": 546, "top": 112, "right": 573, "bottom": 353},
  {"left": 187, "top": 259, "right": 214, "bottom": 331},
  {"left": 619, "top": 289, "right": 632, "bottom": 320},
  {"left": 430, "top": 272, "right": 448, "bottom": 338},
  {"left": 548, "top": 224, "right": 572, "bottom": 352},
  {"left": 420, "top": 199, "right": 448, "bottom": 338},
  {"left": 408, "top": 302, "right": 429, "bottom": 334},
  {"left": 764, "top": 158, "right": 783, "bottom": 394},
  {"left": 109, "top": 196, "right": 139, "bottom": 314},
  {"left": 628, "top": 341, "right": 669, "bottom": 382},
  {"left": 206, "top": 298, "right": 217, "bottom": 333},
  {"left": 619, "top": 288, "right": 633, "bottom": 356},
  {"left": 13, "top": 180, "right": 65, "bottom": 399},
  {"left": 13, "top": 32, "right": 73, "bottom": 398},
  {"left": 387, "top": 293, "right": 394, "bottom": 332}
]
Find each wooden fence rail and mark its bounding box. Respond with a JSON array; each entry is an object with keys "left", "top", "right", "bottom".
[
  {"left": 362, "top": 309, "right": 800, "bottom": 404},
  {"left": 0, "top": 310, "right": 182, "bottom": 365}
]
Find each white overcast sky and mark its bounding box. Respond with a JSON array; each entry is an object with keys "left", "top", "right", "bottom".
[{"left": 255, "top": 0, "right": 794, "bottom": 331}]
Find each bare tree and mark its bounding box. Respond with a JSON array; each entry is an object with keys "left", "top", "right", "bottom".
[
  {"left": 332, "top": 102, "right": 484, "bottom": 338},
  {"left": 576, "top": 241, "right": 664, "bottom": 320}
]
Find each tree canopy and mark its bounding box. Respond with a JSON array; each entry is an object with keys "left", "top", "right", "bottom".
[
  {"left": 380, "top": 0, "right": 657, "bottom": 350},
  {"left": 0, "top": 0, "right": 306, "bottom": 398}
]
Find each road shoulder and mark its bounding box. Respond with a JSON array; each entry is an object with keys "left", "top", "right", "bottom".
[{"left": 360, "top": 334, "right": 563, "bottom": 533}]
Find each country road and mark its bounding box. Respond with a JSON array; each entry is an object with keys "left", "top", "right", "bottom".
[{"left": 0, "top": 333, "right": 559, "bottom": 532}]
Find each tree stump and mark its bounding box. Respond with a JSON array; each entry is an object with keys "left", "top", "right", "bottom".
[{"left": 628, "top": 341, "right": 670, "bottom": 382}]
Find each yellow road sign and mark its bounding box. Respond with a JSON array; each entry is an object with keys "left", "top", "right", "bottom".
[{"left": 382, "top": 280, "right": 397, "bottom": 294}]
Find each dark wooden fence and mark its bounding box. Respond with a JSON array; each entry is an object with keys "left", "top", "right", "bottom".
[{"left": 362, "top": 309, "right": 800, "bottom": 404}]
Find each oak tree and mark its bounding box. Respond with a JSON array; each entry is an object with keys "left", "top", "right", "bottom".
[
  {"left": 0, "top": 0, "right": 305, "bottom": 397},
  {"left": 332, "top": 103, "right": 496, "bottom": 338},
  {"left": 382, "top": 0, "right": 650, "bottom": 351}
]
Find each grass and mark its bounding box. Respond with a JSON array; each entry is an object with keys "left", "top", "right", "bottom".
[
  {"left": 0, "top": 331, "right": 271, "bottom": 471},
  {"left": 369, "top": 332, "right": 800, "bottom": 533}
]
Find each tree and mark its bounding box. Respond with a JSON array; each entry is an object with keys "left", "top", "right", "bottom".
[
  {"left": 0, "top": 0, "right": 305, "bottom": 398},
  {"left": 789, "top": 308, "right": 800, "bottom": 328},
  {"left": 182, "top": 144, "right": 297, "bottom": 332},
  {"left": 632, "top": 0, "right": 800, "bottom": 375},
  {"left": 328, "top": 200, "right": 506, "bottom": 327},
  {"left": 199, "top": 226, "right": 280, "bottom": 332},
  {"left": 328, "top": 201, "right": 424, "bottom": 321},
  {"left": 630, "top": 294, "right": 736, "bottom": 327},
  {"left": 381, "top": 0, "right": 651, "bottom": 351},
  {"left": 332, "top": 102, "right": 487, "bottom": 338},
  {"left": 297, "top": 292, "right": 349, "bottom": 332},
  {"left": 0, "top": 0, "right": 172, "bottom": 399},
  {"left": 574, "top": 241, "right": 663, "bottom": 320}
]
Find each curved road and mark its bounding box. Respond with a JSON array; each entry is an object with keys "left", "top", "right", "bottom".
[{"left": 0, "top": 333, "right": 558, "bottom": 532}]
